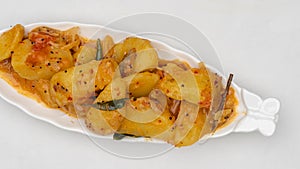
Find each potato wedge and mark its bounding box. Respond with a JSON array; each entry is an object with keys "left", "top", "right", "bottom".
[
  {"left": 85, "top": 82, "right": 124, "bottom": 135},
  {"left": 175, "top": 109, "right": 207, "bottom": 147},
  {"left": 101, "top": 35, "right": 114, "bottom": 56},
  {"left": 49, "top": 59, "right": 118, "bottom": 116},
  {"left": 86, "top": 108, "right": 124, "bottom": 135},
  {"left": 49, "top": 66, "right": 74, "bottom": 115},
  {"left": 129, "top": 72, "right": 160, "bottom": 98},
  {"left": 50, "top": 60, "right": 100, "bottom": 116},
  {"left": 157, "top": 63, "right": 212, "bottom": 108},
  {"left": 118, "top": 97, "right": 175, "bottom": 137},
  {"left": 95, "top": 59, "right": 118, "bottom": 91},
  {"left": 73, "top": 45, "right": 96, "bottom": 65},
  {"left": 105, "top": 37, "right": 158, "bottom": 74},
  {"left": 0, "top": 24, "right": 24, "bottom": 62}
]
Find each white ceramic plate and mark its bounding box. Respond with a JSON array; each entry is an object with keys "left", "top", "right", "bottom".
[{"left": 0, "top": 22, "right": 280, "bottom": 143}]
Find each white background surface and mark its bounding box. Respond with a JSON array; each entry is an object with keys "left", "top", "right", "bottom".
[{"left": 0, "top": 0, "right": 299, "bottom": 168}]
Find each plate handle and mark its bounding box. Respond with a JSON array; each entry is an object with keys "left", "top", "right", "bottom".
[{"left": 234, "top": 89, "right": 280, "bottom": 136}]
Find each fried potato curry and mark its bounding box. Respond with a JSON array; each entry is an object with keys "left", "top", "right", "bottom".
[{"left": 0, "top": 24, "right": 238, "bottom": 147}]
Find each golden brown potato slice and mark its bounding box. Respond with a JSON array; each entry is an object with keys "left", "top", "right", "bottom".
[
  {"left": 73, "top": 36, "right": 115, "bottom": 65},
  {"left": 85, "top": 108, "right": 124, "bottom": 135},
  {"left": 106, "top": 43, "right": 124, "bottom": 63},
  {"left": 191, "top": 63, "right": 212, "bottom": 108},
  {"left": 50, "top": 60, "right": 101, "bottom": 116},
  {"left": 118, "top": 97, "right": 175, "bottom": 137},
  {"left": 101, "top": 35, "right": 114, "bottom": 56},
  {"left": 95, "top": 59, "right": 118, "bottom": 91},
  {"left": 73, "top": 44, "right": 96, "bottom": 65},
  {"left": 105, "top": 37, "right": 158, "bottom": 74},
  {"left": 85, "top": 82, "right": 124, "bottom": 135},
  {"left": 129, "top": 72, "right": 160, "bottom": 98},
  {"left": 157, "top": 73, "right": 181, "bottom": 100},
  {"left": 157, "top": 63, "right": 212, "bottom": 108},
  {"left": 11, "top": 39, "right": 74, "bottom": 80},
  {"left": 50, "top": 59, "right": 118, "bottom": 116},
  {"left": 0, "top": 24, "right": 24, "bottom": 62},
  {"left": 49, "top": 66, "right": 74, "bottom": 114},
  {"left": 29, "top": 26, "right": 82, "bottom": 52},
  {"left": 175, "top": 109, "right": 207, "bottom": 147}
]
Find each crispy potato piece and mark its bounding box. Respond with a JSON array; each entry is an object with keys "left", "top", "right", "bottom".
[
  {"left": 124, "top": 37, "right": 158, "bottom": 73},
  {"left": 30, "top": 26, "right": 61, "bottom": 36},
  {"left": 118, "top": 97, "right": 175, "bottom": 137},
  {"left": 11, "top": 39, "right": 74, "bottom": 80},
  {"left": 29, "top": 26, "right": 82, "bottom": 52},
  {"left": 74, "top": 35, "right": 115, "bottom": 65},
  {"left": 33, "top": 79, "right": 58, "bottom": 108},
  {"left": 157, "top": 63, "right": 212, "bottom": 108},
  {"left": 73, "top": 44, "right": 96, "bottom": 65},
  {"left": 191, "top": 63, "right": 212, "bottom": 108},
  {"left": 0, "top": 24, "right": 24, "bottom": 62},
  {"left": 86, "top": 108, "right": 124, "bottom": 135},
  {"left": 85, "top": 82, "right": 124, "bottom": 135},
  {"left": 49, "top": 66, "right": 74, "bottom": 114},
  {"left": 158, "top": 59, "right": 191, "bottom": 70},
  {"left": 96, "top": 82, "right": 113, "bottom": 101},
  {"left": 106, "top": 43, "right": 124, "bottom": 63},
  {"left": 50, "top": 60, "right": 117, "bottom": 116},
  {"left": 50, "top": 61, "right": 99, "bottom": 116},
  {"left": 129, "top": 72, "right": 160, "bottom": 98},
  {"left": 175, "top": 109, "right": 207, "bottom": 147},
  {"left": 157, "top": 73, "right": 181, "bottom": 100},
  {"left": 95, "top": 59, "right": 118, "bottom": 91},
  {"left": 105, "top": 37, "right": 158, "bottom": 73},
  {"left": 101, "top": 35, "right": 114, "bottom": 56}
]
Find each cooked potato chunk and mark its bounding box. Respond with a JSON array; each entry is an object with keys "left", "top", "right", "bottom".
[
  {"left": 49, "top": 66, "right": 74, "bottom": 115},
  {"left": 85, "top": 82, "right": 124, "bottom": 135},
  {"left": 157, "top": 73, "right": 181, "bottom": 100},
  {"left": 101, "top": 35, "right": 114, "bottom": 56},
  {"left": 50, "top": 60, "right": 100, "bottom": 116},
  {"left": 95, "top": 59, "right": 118, "bottom": 91},
  {"left": 118, "top": 97, "right": 175, "bottom": 137},
  {"left": 11, "top": 39, "right": 74, "bottom": 80},
  {"left": 33, "top": 79, "right": 58, "bottom": 108},
  {"left": 29, "top": 26, "right": 81, "bottom": 52},
  {"left": 105, "top": 37, "right": 158, "bottom": 73},
  {"left": 86, "top": 108, "right": 124, "bottom": 135},
  {"left": 0, "top": 24, "right": 24, "bottom": 62},
  {"left": 50, "top": 59, "right": 118, "bottom": 116},
  {"left": 73, "top": 45, "right": 96, "bottom": 65},
  {"left": 157, "top": 63, "right": 212, "bottom": 108},
  {"left": 129, "top": 72, "right": 160, "bottom": 97},
  {"left": 175, "top": 109, "right": 207, "bottom": 147}
]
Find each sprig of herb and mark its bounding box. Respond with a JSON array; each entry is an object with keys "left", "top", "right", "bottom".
[
  {"left": 90, "top": 98, "right": 128, "bottom": 111},
  {"left": 113, "top": 133, "right": 141, "bottom": 140},
  {"left": 96, "top": 38, "right": 103, "bottom": 61}
]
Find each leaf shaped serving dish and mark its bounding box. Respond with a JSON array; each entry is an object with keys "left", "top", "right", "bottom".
[{"left": 0, "top": 22, "right": 280, "bottom": 146}]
